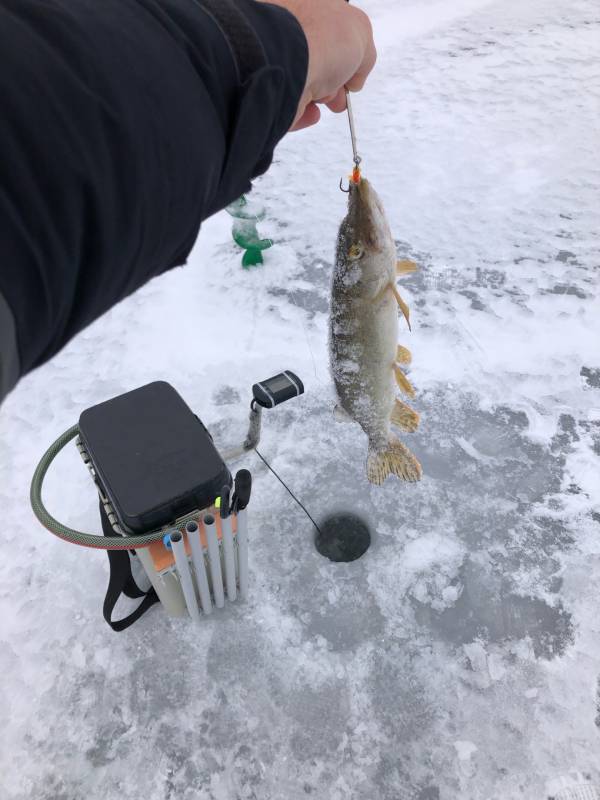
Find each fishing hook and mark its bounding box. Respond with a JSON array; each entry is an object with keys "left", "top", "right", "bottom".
[{"left": 339, "top": 177, "right": 350, "bottom": 193}]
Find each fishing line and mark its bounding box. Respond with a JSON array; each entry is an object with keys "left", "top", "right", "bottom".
[
  {"left": 254, "top": 447, "right": 323, "bottom": 536},
  {"left": 289, "top": 290, "right": 324, "bottom": 385}
]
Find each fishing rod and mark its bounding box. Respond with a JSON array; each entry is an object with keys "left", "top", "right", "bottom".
[
  {"left": 345, "top": 0, "right": 362, "bottom": 172},
  {"left": 345, "top": 91, "right": 361, "bottom": 171}
]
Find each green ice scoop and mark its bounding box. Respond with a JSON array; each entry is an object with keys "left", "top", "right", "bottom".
[{"left": 226, "top": 195, "right": 273, "bottom": 268}]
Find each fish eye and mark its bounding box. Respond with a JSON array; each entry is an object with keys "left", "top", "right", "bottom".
[{"left": 348, "top": 244, "right": 364, "bottom": 261}]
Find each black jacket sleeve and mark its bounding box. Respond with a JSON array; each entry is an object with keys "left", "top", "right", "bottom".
[{"left": 0, "top": 0, "right": 308, "bottom": 400}]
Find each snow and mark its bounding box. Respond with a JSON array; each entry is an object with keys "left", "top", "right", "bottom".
[{"left": 1, "top": 0, "right": 599, "bottom": 798}]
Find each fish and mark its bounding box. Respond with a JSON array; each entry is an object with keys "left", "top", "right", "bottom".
[{"left": 329, "top": 175, "right": 422, "bottom": 484}]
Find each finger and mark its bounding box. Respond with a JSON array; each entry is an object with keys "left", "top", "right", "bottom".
[
  {"left": 290, "top": 102, "right": 321, "bottom": 131},
  {"left": 322, "top": 87, "right": 347, "bottom": 114},
  {"left": 347, "top": 21, "right": 377, "bottom": 92},
  {"left": 319, "top": 92, "right": 339, "bottom": 105}
]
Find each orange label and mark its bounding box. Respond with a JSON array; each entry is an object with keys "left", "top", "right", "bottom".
[{"left": 148, "top": 511, "right": 238, "bottom": 573}]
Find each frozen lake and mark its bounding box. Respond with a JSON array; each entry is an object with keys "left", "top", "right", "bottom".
[{"left": 1, "top": 0, "right": 599, "bottom": 797}]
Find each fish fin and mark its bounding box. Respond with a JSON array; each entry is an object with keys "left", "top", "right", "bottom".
[
  {"left": 392, "top": 285, "right": 411, "bottom": 331},
  {"left": 390, "top": 399, "right": 420, "bottom": 433},
  {"left": 367, "top": 438, "right": 422, "bottom": 484},
  {"left": 333, "top": 404, "right": 353, "bottom": 424},
  {"left": 394, "top": 364, "right": 416, "bottom": 398},
  {"left": 396, "top": 345, "right": 412, "bottom": 365},
  {"left": 397, "top": 259, "right": 418, "bottom": 275}
]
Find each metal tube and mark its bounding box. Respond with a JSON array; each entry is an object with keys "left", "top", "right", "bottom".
[
  {"left": 204, "top": 514, "right": 225, "bottom": 608},
  {"left": 135, "top": 546, "right": 187, "bottom": 618},
  {"left": 345, "top": 90, "right": 361, "bottom": 168},
  {"left": 186, "top": 520, "right": 212, "bottom": 615},
  {"left": 221, "top": 515, "right": 237, "bottom": 602},
  {"left": 236, "top": 508, "right": 249, "bottom": 600},
  {"left": 170, "top": 530, "right": 200, "bottom": 622}
]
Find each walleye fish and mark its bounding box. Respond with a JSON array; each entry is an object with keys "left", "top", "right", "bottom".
[{"left": 329, "top": 175, "right": 422, "bottom": 484}]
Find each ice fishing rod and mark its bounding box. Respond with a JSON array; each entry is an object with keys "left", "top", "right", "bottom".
[
  {"left": 339, "top": 0, "right": 362, "bottom": 193},
  {"left": 345, "top": 92, "right": 361, "bottom": 171},
  {"left": 248, "top": 375, "right": 324, "bottom": 536},
  {"left": 345, "top": 0, "right": 362, "bottom": 172}
]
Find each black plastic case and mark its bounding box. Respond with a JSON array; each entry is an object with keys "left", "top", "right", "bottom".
[{"left": 78, "top": 382, "right": 231, "bottom": 534}]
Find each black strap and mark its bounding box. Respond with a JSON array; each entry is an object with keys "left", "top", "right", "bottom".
[
  {"left": 192, "top": 0, "right": 265, "bottom": 84},
  {"left": 100, "top": 502, "right": 159, "bottom": 632},
  {"left": 0, "top": 289, "right": 19, "bottom": 404}
]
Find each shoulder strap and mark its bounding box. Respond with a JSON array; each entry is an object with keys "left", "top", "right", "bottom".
[{"left": 100, "top": 502, "right": 159, "bottom": 632}]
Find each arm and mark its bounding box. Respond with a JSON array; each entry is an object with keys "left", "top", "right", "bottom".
[
  {"left": 0, "top": 0, "right": 307, "bottom": 392},
  {"left": 0, "top": 0, "right": 375, "bottom": 404}
]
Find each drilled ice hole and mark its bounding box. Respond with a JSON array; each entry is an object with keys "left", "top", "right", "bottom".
[{"left": 315, "top": 513, "right": 371, "bottom": 562}]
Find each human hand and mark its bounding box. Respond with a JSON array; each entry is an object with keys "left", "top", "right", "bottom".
[{"left": 260, "top": 0, "right": 377, "bottom": 131}]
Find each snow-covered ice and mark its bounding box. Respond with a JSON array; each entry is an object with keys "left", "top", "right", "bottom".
[{"left": 1, "top": 0, "right": 599, "bottom": 797}]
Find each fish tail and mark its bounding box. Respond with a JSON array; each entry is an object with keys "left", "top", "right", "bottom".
[{"left": 367, "top": 438, "right": 422, "bottom": 485}]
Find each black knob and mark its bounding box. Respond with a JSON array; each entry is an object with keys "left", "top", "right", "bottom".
[{"left": 233, "top": 470, "right": 252, "bottom": 511}]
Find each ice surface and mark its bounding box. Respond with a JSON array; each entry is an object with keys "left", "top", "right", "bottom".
[{"left": 1, "top": 0, "right": 599, "bottom": 798}]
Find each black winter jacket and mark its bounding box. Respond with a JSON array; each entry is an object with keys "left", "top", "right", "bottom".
[{"left": 0, "top": 0, "right": 308, "bottom": 402}]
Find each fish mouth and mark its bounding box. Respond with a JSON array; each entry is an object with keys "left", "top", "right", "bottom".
[
  {"left": 349, "top": 175, "right": 368, "bottom": 198},
  {"left": 348, "top": 177, "right": 370, "bottom": 215},
  {"left": 347, "top": 178, "right": 379, "bottom": 250}
]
